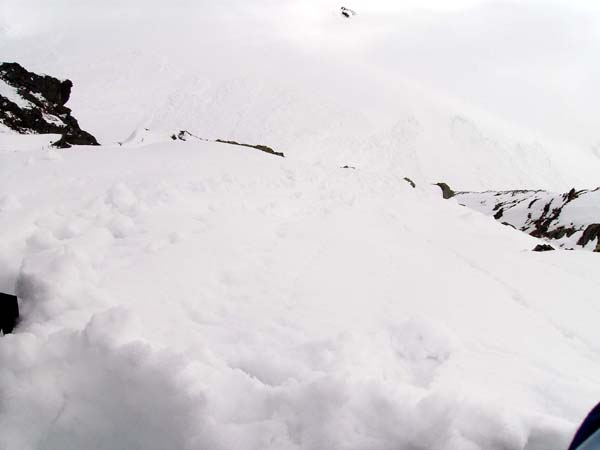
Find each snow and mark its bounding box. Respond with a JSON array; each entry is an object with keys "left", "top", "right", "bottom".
[
  {"left": 2, "top": 1, "right": 600, "bottom": 191},
  {"left": 0, "top": 79, "right": 33, "bottom": 109},
  {"left": 0, "top": 139, "right": 599, "bottom": 449},
  {"left": 1, "top": 1, "right": 600, "bottom": 449},
  {"left": 0, "top": 132, "right": 60, "bottom": 154},
  {"left": 562, "top": 190, "right": 600, "bottom": 224}
]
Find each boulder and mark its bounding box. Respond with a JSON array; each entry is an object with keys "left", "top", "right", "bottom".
[
  {"left": 435, "top": 182, "right": 455, "bottom": 199},
  {"left": 532, "top": 244, "right": 555, "bottom": 252}
]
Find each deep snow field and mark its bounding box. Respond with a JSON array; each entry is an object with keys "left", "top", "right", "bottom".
[{"left": 1, "top": 1, "right": 600, "bottom": 449}]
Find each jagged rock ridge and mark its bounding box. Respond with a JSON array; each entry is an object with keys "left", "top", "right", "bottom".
[
  {"left": 456, "top": 188, "right": 600, "bottom": 251},
  {"left": 0, "top": 62, "right": 98, "bottom": 148},
  {"left": 171, "top": 130, "right": 285, "bottom": 157}
]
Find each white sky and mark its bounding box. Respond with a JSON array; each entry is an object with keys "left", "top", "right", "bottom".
[
  {"left": 1, "top": 0, "right": 599, "bottom": 148},
  {"left": 350, "top": 0, "right": 600, "bottom": 147}
]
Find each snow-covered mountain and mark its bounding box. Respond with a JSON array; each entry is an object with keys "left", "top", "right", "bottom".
[
  {"left": 2, "top": 0, "right": 599, "bottom": 191},
  {"left": 456, "top": 188, "right": 600, "bottom": 251},
  {"left": 1, "top": 2, "right": 599, "bottom": 450},
  {"left": 0, "top": 62, "right": 98, "bottom": 147}
]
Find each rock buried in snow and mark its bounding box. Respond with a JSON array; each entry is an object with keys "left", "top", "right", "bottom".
[
  {"left": 340, "top": 7, "right": 356, "bottom": 18},
  {"left": 435, "top": 182, "right": 455, "bottom": 199},
  {"left": 0, "top": 292, "right": 19, "bottom": 335},
  {"left": 0, "top": 62, "right": 99, "bottom": 148},
  {"left": 532, "top": 244, "right": 555, "bottom": 252},
  {"left": 169, "top": 130, "right": 285, "bottom": 157},
  {"left": 214, "top": 139, "right": 285, "bottom": 158},
  {"left": 171, "top": 130, "right": 206, "bottom": 142}
]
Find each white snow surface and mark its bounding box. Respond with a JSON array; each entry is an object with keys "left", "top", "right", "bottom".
[
  {"left": 0, "top": 79, "right": 33, "bottom": 109},
  {"left": 1, "top": 140, "right": 600, "bottom": 450},
  {"left": 1, "top": 2, "right": 600, "bottom": 449}
]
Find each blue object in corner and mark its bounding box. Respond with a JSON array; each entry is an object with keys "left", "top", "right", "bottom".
[{"left": 569, "top": 403, "right": 600, "bottom": 450}]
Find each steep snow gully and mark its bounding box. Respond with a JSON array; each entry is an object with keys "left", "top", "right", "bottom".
[{"left": 1, "top": 2, "right": 600, "bottom": 450}]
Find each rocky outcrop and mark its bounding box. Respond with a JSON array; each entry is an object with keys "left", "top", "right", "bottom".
[
  {"left": 532, "top": 244, "right": 555, "bottom": 252},
  {"left": 577, "top": 224, "right": 600, "bottom": 251},
  {"left": 435, "top": 182, "right": 455, "bottom": 199},
  {"left": 456, "top": 187, "right": 600, "bottom": 251},
  {"left": 170, "top": 130, "right": 285, "bottom": 158},
  {"left": 0, "top": 62, "right": 98, "bottom": 148},
  {"left": 214, "top": 139, "right": 284, "bottom": 158}
]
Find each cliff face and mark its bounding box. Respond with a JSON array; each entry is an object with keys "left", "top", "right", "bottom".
[{"left": 0, "top": 62, "right": 98, "bottom": 148}]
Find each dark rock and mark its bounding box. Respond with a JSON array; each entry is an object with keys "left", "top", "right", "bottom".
[
  {"left": 341, "top": 165, "right": 357, "bottom": 170},
  {"left": 0, "top": 292, "right": 19, "bottom": 335},
  {"left": 532, "top": 244, "right": 555, "bottom": 252},
  {"left": 0, "top": 62, "right": 98, "bottom": 148},
  {"left": 52, "top": 129, "right": 100, "bottom": 149},
  {"left": 565, "top": 188, "right": 583, "bottom": 202},
  {"left": 0, "top": 62, "right": 72, "bottom": 106},
  {"left": 341, "top": 7, "right": 356, "bottom": 18},
  {"left": 577, "top": 224, "right": 600, "bottom": 250},
  {"left": 172, "top": 130, "right": 207, "bottom": 142},
  {"left": 169, "top": 130, "right": 284, "bottom": 158},
  {"left": 494, "top": 208, "right": 504, "bottom": 220},
  {"left": 545, "top": 226, "right": 578, "bottom": 240},
  {"left": 404, "top": 177, "right": 416, "bottom": 188},
  {"left": 435, "top": 182, "right": 455, "bottom": 199},
  {"left": 215, "top": 139, "right": 284, "bottom": 157}
]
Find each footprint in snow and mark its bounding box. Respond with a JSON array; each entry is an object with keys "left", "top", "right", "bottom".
[{"left": 388, "top": 318, "right": 461, "bottom": 389}]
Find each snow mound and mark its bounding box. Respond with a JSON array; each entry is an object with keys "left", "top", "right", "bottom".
[
  {"left": 0, "top": 309, "right": 216, "bottom": 450},
  {"left": 1, "top": 140, "right": 599, "bottom": 449}
]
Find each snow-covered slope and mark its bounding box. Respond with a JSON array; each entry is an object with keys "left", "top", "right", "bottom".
[
  {"left": 1, "top": 139, "right": 600, "bottom": 450},
  {"left": 1, "top": 2, "right": 600, "bottom": 450},
  {"left": 1, "top": 0, "right": 599, "bottom": 190}
]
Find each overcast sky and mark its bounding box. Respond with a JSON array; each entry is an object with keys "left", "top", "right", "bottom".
[
  {"left": 308, "top": 0, "right": 600, "bottom": 148},
  {"left": 1, "top": 0, "right": 599, "bottom": 148}
]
